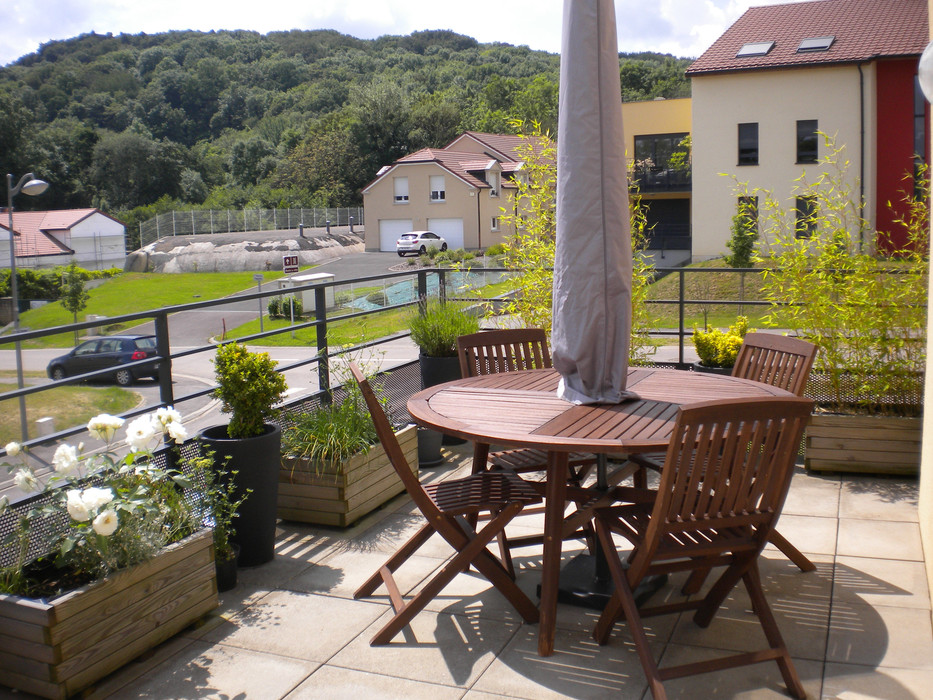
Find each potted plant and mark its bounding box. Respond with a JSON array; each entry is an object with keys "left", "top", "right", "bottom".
[
  {"left": 200, "top": 342, "right": 288, "bottom": 566},
  {"left": 408, "top": 301, "right": 479, "bottom": 458},
  {"left": 0, "top": 410, "right": 218, "bottom": 699},
  {"left": 278, "top": 372, "right": 418, "bottom": 526},
  {"left": 691, "top": 316, "right": 750, "bottom": 374},
  {"left": 188, "top": 448, "right": 248, "bottom": 591},
  {"left": 746, "top": 137, "right": 927, "bottom": 474}
]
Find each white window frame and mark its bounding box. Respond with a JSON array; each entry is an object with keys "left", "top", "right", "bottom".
[
  {"left": 393, "top": 177, "right": 409, "bottom": 204},
  {"left": 429, "top": 175, "right": 446, "bottom": 202},
  {"left": 491, "top": 217, "right": 499, "bottom": 231}
]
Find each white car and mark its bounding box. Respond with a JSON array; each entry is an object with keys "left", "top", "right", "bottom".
[{"left": 396, "top": 230, "right": 448, "bottom": 257}]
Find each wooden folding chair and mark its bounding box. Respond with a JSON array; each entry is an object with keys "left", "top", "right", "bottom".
[
  {"left": 457, "top": 328, "right": 596, "bottom": 482},
  {"left": 630, "top": 333, "right": 818, "bottom": 576},
  {"left": 457, "top": 328, "right": 604, "bottom": 550},
  {"left": 349, "top": 362, "right": 542, "bottom": 645},
  {"left": 593, "top": 396, "right": 813, "bottom": 700}
]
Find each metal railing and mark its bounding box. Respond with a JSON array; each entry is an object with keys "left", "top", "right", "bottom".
[
  {"left": 0, "top": 267, "right": 500, "bottom": 451},
  {"left": 137, "top": 207, "right": 365, "bottom": 249},
  {"left": 2, "top": 264, "right": 925, "bottom": 452}
]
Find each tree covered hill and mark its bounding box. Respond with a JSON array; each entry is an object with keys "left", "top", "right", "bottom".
[{"left": 1, "top": 28, "right": 691, "bottom": 244}]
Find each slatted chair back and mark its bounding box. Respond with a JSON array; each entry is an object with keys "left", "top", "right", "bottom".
[
  {"left": 629, "top": 395, "right": 813, "bottom": 583},
  {"left": 458, "top": 328, "right": 551, "bottom": 378},
  {"left": 732, "top": 333, "right": 817, "bottom": 397},
  {"left": 594, "top": 396, "right": 813, "bottom": 699},
  {"left": 349, "top": 362, "right": 440, "bottom": 521}
]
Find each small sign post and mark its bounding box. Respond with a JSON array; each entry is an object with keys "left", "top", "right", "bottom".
[
  {"left": 282, "top": 255, "right": 299, "bottom": 274},
  {"left": 253, "top": 273, "right": 264, "bottom": 333}
]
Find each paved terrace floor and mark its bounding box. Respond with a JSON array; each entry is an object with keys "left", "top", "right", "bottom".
[{"left": 3, "top": 444, "right": 928, "bottom": 700}]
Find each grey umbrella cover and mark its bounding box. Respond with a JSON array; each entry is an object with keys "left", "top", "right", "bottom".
[{"left": 552, "top": 0, "right": 638, "bottom": 405}]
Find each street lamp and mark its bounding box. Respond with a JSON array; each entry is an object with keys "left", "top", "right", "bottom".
[
  {"left": 6, "top": 172, "right": 49, "bottom": 441},
  {"left": 919, "top": 41, "right": 933, "bottom": 104}
]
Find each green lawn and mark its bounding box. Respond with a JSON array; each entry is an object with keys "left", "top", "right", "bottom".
[
  {"left": 3, "top": 270, "right": 297, "bottom": 349},
  {"left": 225, "top": 277, "right": 518, "bottom": 347},
  {"left": 0, "top": 383, "right": 138, "bottom": 445},
  {"left": 647, "top": 259, "right": 772, "bottom": 330}
]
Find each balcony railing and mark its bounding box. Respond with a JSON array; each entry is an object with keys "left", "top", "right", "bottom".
[
  {"left": 630, "top": 165, "right": 691, "bottom": 192},
  {"left": 1, "top": 264, "right": 924, "bottom": 453}
]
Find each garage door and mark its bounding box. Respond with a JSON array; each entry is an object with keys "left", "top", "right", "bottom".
[
  {"left": 427, "top": 218, "right": 464, "bottom": 250},
  {"left": 379, "top": 219, "right": 413, "bottom": 251}
]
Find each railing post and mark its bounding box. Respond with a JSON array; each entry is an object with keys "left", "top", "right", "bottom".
[
  {"left": 154, "top": 312, "right": 175, "bottom": 407},
  {"left": 417, "top": 270, "right": 428, "bottom": 310},
  {"left": 314, "top": 286, "right": 330, "bottom": 397},
  {"left": 438, "top": 268, "right": 447, "bottom": 304},
  {"left": 678, "top": 269, "right": 686, "bottom": 366}
]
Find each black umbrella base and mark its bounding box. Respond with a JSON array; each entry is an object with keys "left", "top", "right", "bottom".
[{"left": 538, "top": 552, "right": 668, "bottom": 610}]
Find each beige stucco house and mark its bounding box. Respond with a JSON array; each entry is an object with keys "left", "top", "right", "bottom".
[
  {"left": 688, "top": 0, "right": 929, "bottom": 260},
  {"left": 362, "top": 132, "right": 530, "bottom": 252}
]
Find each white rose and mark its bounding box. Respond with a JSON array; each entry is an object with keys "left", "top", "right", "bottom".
[
  {"left": 92, "top": 509, "right": 119, "bottom": 537},
  {"left": 166, "top": 421, "right": 188, "bottom": 444},
  {"left": 81, "top": 487, "right": 114, "bottom": 510},
  {"left": 126, "top": 415, "right": 158, "bottom": 452},
  {"left": 154, "top": 407, "right": 182, "bottom": 430},
  {"left": 87, "top": 414, "right": 125, "bottom": 443},
  {"left": 5, "top": 441, "right": 22, "bottom": 457},
  {"left": 66, "top": 489, "right": 91, "bottom": 522},
  {"left": 52, "top": 444, "right": 80, "bottom": 474},
  {"left": 13, "top": 469, "right": 40, "bottom": 493}
]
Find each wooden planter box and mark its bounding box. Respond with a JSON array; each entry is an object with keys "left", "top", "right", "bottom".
[
  {"left": 0, "top": 528, "right": 218, "bottom": 700},
  {"left": 805, "top": 412, "right": 922, "bottom": 475},
  {"left": 278, "top": 424, "right": 418, "bottom": 527}
]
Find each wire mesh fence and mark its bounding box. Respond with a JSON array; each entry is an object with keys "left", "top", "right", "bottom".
[{"left": 137, "top": 207, "right": 365, "bottom": 250}]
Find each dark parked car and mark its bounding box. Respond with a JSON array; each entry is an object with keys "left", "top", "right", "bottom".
[{"left": 46, "top": 335, "right": 160, "bottom": 386}]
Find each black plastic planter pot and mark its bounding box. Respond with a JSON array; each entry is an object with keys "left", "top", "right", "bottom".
[
  {"left": 200, "top": 423, "right": 281, "bottom": 567},
  {"left": 215, "top": 544, "right": 240, "bottom": 592},
  {"left": 419, "top": 353, "right": 466, "bottom": 446}
]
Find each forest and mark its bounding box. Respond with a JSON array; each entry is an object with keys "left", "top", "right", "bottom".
[{"left": 0, "top": 28, "right": 692, "bottom": 247}]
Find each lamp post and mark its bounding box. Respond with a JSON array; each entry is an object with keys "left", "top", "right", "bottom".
[
  {"left": 920, "top": 41, "right": 933, "bottom": 104},
  {"left": 6, "top": 172, "right": 49, "bottom": 441}
]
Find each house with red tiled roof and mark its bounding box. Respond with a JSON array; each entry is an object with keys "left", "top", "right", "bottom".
[
  {"left": 0, "top": 208, "right": 126, "bottom": 270},
  {"left": 362, "top": 132, "right": 533, "bottom": 252},
  {"left": 688, "top": 0, "right": 929, "bottom": 259}
]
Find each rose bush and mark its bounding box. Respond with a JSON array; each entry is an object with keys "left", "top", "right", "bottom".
[{"left": 1, "top": 409, "right": 202, "bottom": 596}]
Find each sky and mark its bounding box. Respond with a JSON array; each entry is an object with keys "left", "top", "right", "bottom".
[{"left": 0, "top": 0, "right": 783, "bottom": 68}]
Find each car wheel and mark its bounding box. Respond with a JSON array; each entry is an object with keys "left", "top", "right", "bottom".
[
  {"left": 441, "top": 243, "right": 448, "bottom": 251},
  {"left": 51, "top": 366, "right": 66, "bottom": 381},
  {"left": 115, "top": 368, "right": 134, "bottom": 387},
  {"left": 398, "top": 251, "right": 406, "bottom": 257},
  {"left": 419, "top": 245, "right": 426, "bottom": 254}
]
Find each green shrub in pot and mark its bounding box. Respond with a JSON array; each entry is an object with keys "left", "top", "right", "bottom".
[
  {"left": 212, "top": 342, "right": 287, "bottom": 438},
  {"left": 692, "top": 316, "right": 750, "bottom": 369},
  {"left": 408, "top": 301, "right": 480, "bottom": 358}
]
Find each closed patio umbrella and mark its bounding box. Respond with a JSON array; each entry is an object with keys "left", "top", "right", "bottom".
[{"left": 552, "top": 0, "right": 637, "bottom": 405}]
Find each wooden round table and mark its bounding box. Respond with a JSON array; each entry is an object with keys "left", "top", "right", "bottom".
[{"left": 408, "top": 366, "right": 792, "bottom": 656}]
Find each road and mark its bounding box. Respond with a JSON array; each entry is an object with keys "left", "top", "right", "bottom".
[{"left": 0, "top": 252, "right": 418, "bottom": 496}]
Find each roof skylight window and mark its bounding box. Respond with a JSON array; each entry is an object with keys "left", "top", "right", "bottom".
[
  {"left": 797, "top": 36, "right": 835, "bottom": 53},
  {"left": 736, "top": 41, "right": 775, "bottom": 58}
]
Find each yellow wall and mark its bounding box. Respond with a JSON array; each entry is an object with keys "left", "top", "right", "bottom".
[
  {"left": 620, "top": 97, "right": 692, "bottom": 160},
  {"left": 691, "top": 63, "right": 875, "bottom": 260}
]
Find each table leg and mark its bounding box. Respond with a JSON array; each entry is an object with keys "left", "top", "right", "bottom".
[{"left": 538, "top": 450, "right": 569, "bottom": 657}]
